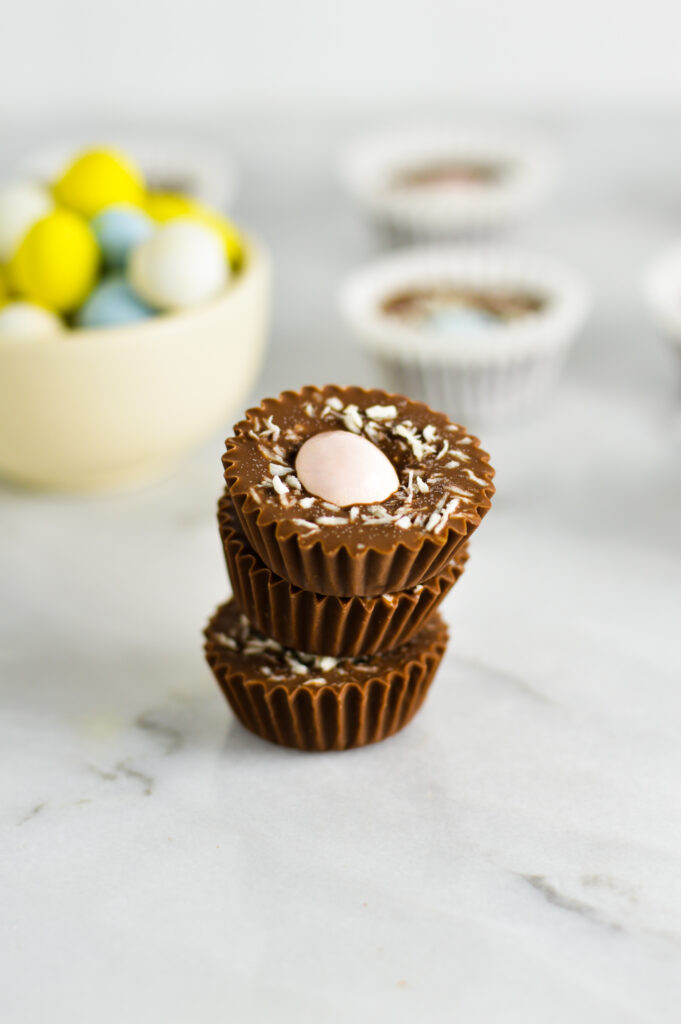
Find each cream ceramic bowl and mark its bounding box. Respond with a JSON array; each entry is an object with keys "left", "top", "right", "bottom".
[{"left": 0, "top": 236, "right": 270, "bottom": 492}]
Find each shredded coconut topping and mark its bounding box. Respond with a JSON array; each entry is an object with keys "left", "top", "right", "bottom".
[
  {"left": 211, "top": 614, "right": 386, "bottom": 684},
  {"left": 241, "top": 393, "right": 490, "bottom": 536}
]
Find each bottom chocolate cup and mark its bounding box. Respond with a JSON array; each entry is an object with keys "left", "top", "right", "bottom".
[
  {"left": 218, "top": 493, "right": 467, "bottom": 656},
  {"left": 204, "top": 599, "right": 448, "bottom": 751}
]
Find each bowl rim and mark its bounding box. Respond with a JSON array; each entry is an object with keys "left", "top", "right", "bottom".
[{"left": 0, "top": 232, "right": 269, "bottom": 353}]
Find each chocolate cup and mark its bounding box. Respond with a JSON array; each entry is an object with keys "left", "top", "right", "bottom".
[
  {"left": 218, "top": 492, "right": 467, "bottom": 656},
  {"left": 204, "top": 601, "right": 449, "bottom": 752},
  {"left": 223, "top": 385, "right": 495, "bottom": 597}
]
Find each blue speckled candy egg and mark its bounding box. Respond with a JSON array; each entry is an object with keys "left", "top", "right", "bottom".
[
  {"left": 91, "top": 204, "right": 154, "bottom": 270},
  {"left": 427, "top": 307, "right": 497, "bottom": 333},
  {"left": 75, "top": 276, "right": 156, "bottom": 329}
]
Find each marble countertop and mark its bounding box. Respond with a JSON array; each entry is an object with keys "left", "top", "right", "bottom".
[{"left": 2, "top": 113, "right": 681, "bottom": 1023}]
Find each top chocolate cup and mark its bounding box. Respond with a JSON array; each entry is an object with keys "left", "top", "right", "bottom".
[{"left": 223, "top": 385, "right": 495, "bottom": 597}]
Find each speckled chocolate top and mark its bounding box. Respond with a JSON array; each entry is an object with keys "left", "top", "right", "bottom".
[
  {"left": 381, "top": 286, "right": 546, "bottom": 326},
  {"left": 391, "top": 161, "right": 507, "bottom": 188},
  {"left": 223, "top": 385, "right": 495, "bottom": 558},
  {"left": 205, "top": 599, "right": 447, "bottom": 690}
]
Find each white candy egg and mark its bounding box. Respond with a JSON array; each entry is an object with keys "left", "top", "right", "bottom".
[
  {"left": 295, "top": 431, "right": 399, "bottom": 508},
  {"left": 0, "top": 301, "right": 64, "bottom": 340},
  {"left": 0, "top": 182, "right": 54, "bottom": 263},
  {"left": 128, "top": 218, "right": 228, "bottom": 310}
]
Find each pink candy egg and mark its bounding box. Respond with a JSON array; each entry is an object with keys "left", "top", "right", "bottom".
[{"left": 295, "top": 430, "right": 399, "bottom": 507}]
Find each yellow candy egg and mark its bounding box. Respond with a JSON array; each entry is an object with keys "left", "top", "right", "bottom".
[
  {"left": 10, "top": 209, "right": 100, "bottom": 312},
  {"left": 146, "top": 192, "right": 244, "bottom": 270},
  {"left": 53, "top": 148, "right": 145, "bottom": 218}
]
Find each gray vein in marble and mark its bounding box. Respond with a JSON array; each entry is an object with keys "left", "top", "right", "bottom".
[
  {"left": 452, "top": 653, "right": 554, "bottom": 705},
  {"left": 87, "top": 760, "right": 154, "bottom": 796},
  {"left": 135, "top": 708, "right": 183, "bottom": 755},
  {"left": 582, "top": 873, "right": 639, "bottom": 905},
  {"left": 521, "top": 874, "right": 623, "bottom": 932},
  {"left": 17, "top": 801, "right": 47, "bottom": 826}
]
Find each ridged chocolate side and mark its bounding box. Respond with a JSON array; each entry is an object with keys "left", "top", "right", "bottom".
[
  {"left": 222, "top": 384, "right": 494, "bottom": 597},
  {"left": 227, "top": 485, "right": 477, "bottom": 597},
  {"left": 218, "top": 492, "right": 467, "bottom": 656},
  {"left": 204, "top": 609, "right": 448, "bottom": 751}
]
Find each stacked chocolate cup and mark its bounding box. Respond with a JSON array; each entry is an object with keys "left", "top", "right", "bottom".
[{"left": 204, "top": 385, "right": 495, "bottom": 752}]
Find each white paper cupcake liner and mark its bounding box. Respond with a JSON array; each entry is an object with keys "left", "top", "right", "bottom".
[
  {"left": 15, "top": 133, "right": 238, "bottom": 210},
  {"left": 643, "top": 243, "right": 681, "bottom": 364},
  {"left": 340, "top": 126, "right": 556, "bottom": 240},
  {"left": 339, "top": 245, "right": 591, "bottom": 428}
]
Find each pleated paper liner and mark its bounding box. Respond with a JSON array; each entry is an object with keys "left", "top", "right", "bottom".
[
  {"left": 218, "top": 492, "right": 467, "bottom": 656},
  {"left": 204, "top": 599, "right": 448, "bottom": 751},
  {"left": 339, "top": 247, "right": 591, "bottom": 428},
  {"left": 222, "top": 385, "right": 494, "bottom": 597}
]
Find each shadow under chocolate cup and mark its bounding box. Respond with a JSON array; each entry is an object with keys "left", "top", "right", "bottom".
[
  {"left": 218, "top": 492, "right": 467, "bottom": 657},
  {"left": 204, "top": 599, "right": 448, "bottom": 751},
  {"left": 222, "top": 385, "right": 494, "bottom": 597}
]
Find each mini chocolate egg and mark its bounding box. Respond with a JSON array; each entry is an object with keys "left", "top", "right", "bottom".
[
  {"left": 295, "top": 431, "right": 399, "bottom": 507},
  {"left": 53, "top": 148, "right": 145, "bottom": 218},
  {"left": 75, "top": 276, "right": 156, "bottom": 329},
  {"left": 128, "top": 218, "right": 228, "bottom": 310},
  {"left": 91, "top": 204, "right": 154, "bottom": 270},
  {"left": 0, "top": 300, "right": 64, "bottom": 340},
  {"left": 0, "top": 181, "right": 54, "bottom": 262},
  {"left": 9, "top": 209, "right": 99, "bottom": 313},
  {"left": 146, "top": 192, "right": 244, "bottom": 270}
]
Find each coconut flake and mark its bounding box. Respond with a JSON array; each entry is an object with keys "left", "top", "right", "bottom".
[
  {"left": 464, "top": 468, "right": 489, "bottom": 486},
  {"left": 316, "top": 515, "right": 347, "bottom": 526},
  {"left": 342, "top": 404, "right": 363, "bottom": 433},
  {"left": 425, "top": 511, "right": 441, "bottom": 532},
  {"left": 286, "top": 656, "right": 309, "bottom": 675},
  {"left": 433, "top": 513, "right": 450, "bottom": 534},
  {"left": 262, "top": 415, "right": 281, "bottom": 441},
  {"left": 272, "top": 475, "right": 289, "bottom": 496},
  {"left": 214, "top": 632, "right": 237, "bottom": 649},
  {"left": 366, "top": 404, "right": 398, "bottom": 421},
  {"left": 291, "top": 518, "right": 319, "bottom": 531},
  {"left": 364, "top": 421, "right": 382, "bottom": 443}
]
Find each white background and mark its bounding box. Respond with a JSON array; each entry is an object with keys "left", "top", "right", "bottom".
[{"left": 3, "top": 0, "right": 681, "bottom": 117}]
